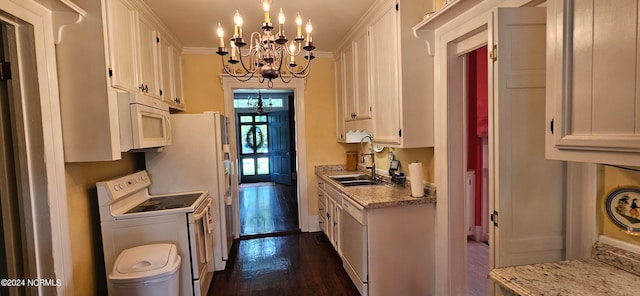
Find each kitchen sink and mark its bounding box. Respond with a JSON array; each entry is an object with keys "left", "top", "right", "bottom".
[
  {"left": 329, "top": 174, "right": 382, "bottom": 186},
  {"left": 339, "top": 180, "right": 382, "bottom": 187},
  {"left": 329, "top": 174, "right": 372, "bottom": 182}
]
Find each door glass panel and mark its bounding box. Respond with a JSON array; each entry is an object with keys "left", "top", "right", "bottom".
[
  {"left": 255, "top": 124, "right": 268, "bottom": 153},
  {"left": 257, "top": 157, "right": 270, "bottom": 175},
  {"left": 242, "top": 158, "right": 255, "bottom": 175},
  {"left": 237, "top": 113, "right": 271, "bottom": 181},
  {"left": 240, "top": 115, "right": 254, "bottom": 123},
  {"left": 241, "top": 125, "right": 254, "bottom": 154}
]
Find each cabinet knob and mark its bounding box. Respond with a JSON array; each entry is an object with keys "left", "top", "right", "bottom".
[
  {"left": 351, "top": 113, "right": 357, "bottom": 119},
  {"left": 174, "top": 97, "right": 181, "bottom": 104}
]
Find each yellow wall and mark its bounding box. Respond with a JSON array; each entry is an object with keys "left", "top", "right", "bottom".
[
  {"left": 181, "top": 54, "right": 226, "bottom": 114},
  {"left": 64, "top": 153, "right": 144, "bottom": 294},
  {"left": 374, "top": 147, "right": 435, "bottom": 183},
  {"left": 598, "top": 165, "right": 640, "bottom": 245}
]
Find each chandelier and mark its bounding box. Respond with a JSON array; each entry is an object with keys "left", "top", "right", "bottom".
[
  {"left": 215, "top": 0, "right": 316, "bottom": 88},
  {"left": 248, "top": 91, "right": 272, "bottom": 114}
]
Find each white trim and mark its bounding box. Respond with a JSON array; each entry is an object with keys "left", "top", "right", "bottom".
[
  {"left": 2, "top": 0, "right": 72, "bottom": 294},
  {"left": 308, "top": 214, "right": 321, "bottom": 232},
  {"left": 221, "top": 76, "right": 310, "bottom": 234},
  {"left": 425, "top": 0, "right": 541, "bottom": 294},
  {"left": 599, "top": 235, "right": 640, "bottom": 255},
  {"left": 565, "top": 162, "right": 599, "bottom": 259}
]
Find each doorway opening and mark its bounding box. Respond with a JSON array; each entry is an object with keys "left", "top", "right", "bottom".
[
  {"left": 464, "top": 45, "right": 490, "bottom": 296},
  {"left": 0, "top": 19, "right": 24, "bottom": 293},
  {"left": 233, "top": 89, "right": 299, "bottom": 237}
]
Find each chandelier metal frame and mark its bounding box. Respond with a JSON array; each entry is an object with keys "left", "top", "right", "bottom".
[{"left": 216, "top": 0, "right": 316, "bottom": 88}]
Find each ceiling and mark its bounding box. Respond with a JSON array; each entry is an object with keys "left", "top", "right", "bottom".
[{"left": 142, "top": 0, "right": 374, "bottom": 53}]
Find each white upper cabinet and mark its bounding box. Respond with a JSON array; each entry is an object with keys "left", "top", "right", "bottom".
[
  {"left": 137, "top": 13, "right": 161, "bottom": 98},
  {"left": 369, "top": 0, "right": 433, "bottom": 148},
  {"left": 334, "top": 0, "right": 432, "bottom": 146},
  {"left": 355, "top": 31, "right": 372, "bottom": 121},
  {"left": 546, "top": 0, "right": 640, "bottom": 166},
  {"left": 370, "top": 4, "right": 401, "bottom": 145},
  {"left": 171, "top": 46, "right": 185, "bottom": 108},
  {"left": 54, "top": 0, "right": 184, "bottom": 162},
  {"left": 343, "top": 31, "right": 372, "bottom": 122},
  {"left": 105, "top": 0, "right": 138, "bottom": 93},
  {"left": 158, "top": 33, "right": 185, "bottom": 110},
  {"left": 105, "top": 0, "right": 182, "bottom": 103},
  {"left": 335, "top": 53, "right": 347, "bottom": 141}
]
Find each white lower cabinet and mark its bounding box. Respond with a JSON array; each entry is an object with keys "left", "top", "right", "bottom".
[
  {"left": 317, "top": 181, "right": 435, "bottom": 296},
  {"left": 318, "top": 181, "right": 342, "bottom": 253}
]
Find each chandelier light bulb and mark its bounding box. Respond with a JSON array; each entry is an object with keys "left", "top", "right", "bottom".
[
  {"left": 261, "top": 0, "right": 272, "bottom": 23},
  {"left": 216, "top": 23, "right": 225, "bottom": 47},
  {"left": 261, "top": 0, "right": 272, "bottom": 12},
  {"left": 278, "top": 8, "right": 285, "bottom": 25},
  {"left": 306, "top": 20, "right": 312, "bottom": 34},
  {"left": 306, "top": 20, "right": 313, "bottom": 42},
  {"left": 233, "top": 10, "right": 243, "bottom": 38},
  {"left": 289, "top": 43, "right": 296, "bottom": 64},
  {"left": 296, "top": 13, "right": 302, "bottom": 37}
]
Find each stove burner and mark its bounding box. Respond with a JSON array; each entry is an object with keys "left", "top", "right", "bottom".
[
  {"left": 138, "top": 200, "right": 161, "bottom": 207},
  {"left": 125, "top": 193, "right": 203, "bottom": 214}
]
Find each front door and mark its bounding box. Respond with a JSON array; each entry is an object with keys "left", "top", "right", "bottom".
[
  {"left": 268, "top": 110, "right": 293, "bottom": 185},
  {"left": 238, "top": 113, "right": 270, "bottom": 183},
  {"left": 490, "top": 6, "right": 566, "bottom": 273}
]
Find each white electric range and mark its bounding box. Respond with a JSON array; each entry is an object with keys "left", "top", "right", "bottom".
[{"left": 96, "top": 170, "right": 214, "bottom": 296}]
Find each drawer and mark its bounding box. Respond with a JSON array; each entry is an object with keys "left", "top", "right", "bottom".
[
  {"left": 324, "top": 183, "right": 343, "bottom": 204},
  {"left": 342, "top": 195, "right": 366, "bottom": 225}
]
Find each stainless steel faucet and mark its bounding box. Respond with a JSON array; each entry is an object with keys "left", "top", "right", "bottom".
[{"left": 360, "top": 135, "right": 376, "bottom": 181}]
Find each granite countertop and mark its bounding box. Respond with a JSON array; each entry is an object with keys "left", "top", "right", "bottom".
[
  {"left": 489, "top": 242, "right": 640, "bottom": 296},
  {"left": 315, "top": 165, "right": 436, "bottom": 209}
]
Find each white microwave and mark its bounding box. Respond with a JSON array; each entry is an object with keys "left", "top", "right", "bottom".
[{"left": 118, "top": 92, "right": 172, "bottom": 152}]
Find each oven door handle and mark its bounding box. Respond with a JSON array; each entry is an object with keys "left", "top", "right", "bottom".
[{"left": 195, "top": 198, "right": 213, "bottom": 264}]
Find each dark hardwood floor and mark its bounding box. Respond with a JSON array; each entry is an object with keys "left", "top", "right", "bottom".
[
  {"left": 208, "top": 232, "right": 360, "bottom": 296},
  {"left": 239, "top": 182, "right": 299, "bottom": 237}
]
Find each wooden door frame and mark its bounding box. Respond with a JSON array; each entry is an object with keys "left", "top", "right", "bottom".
[
  {"left": 427, "top": 0, "right": 596, "bottom": 295},
  {"left": 0, "top": 2, "right": 73, "bottom": 294},
  {"left": 221, "top": 77, "right": 310, "bottom": 236}
]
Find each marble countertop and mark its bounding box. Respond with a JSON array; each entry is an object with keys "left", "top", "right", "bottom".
[
  {"left": 315, "top": 165, "right": 436, "bottom": 209},
  {"left": 489, "top": 242, "right": 640, "bottom": 296}
]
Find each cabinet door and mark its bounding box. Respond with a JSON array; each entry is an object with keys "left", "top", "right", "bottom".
[
  {"left": 318, "top": 189, "right": 328, "bottom": 234},
  {"left": 343, "top": 45, "right": 357, "bottom": 121},
  {"left": 171, "top": 47, "right": 185, "bottom": 108},
  {"left": 355, "top": 31, "right": 372, "bottom": 120},
  {"left": 158, "top": 33, "right": 173, "bottom": 104},
  {"left": 105, "top": 0, "right": 138, "bottom": 92},
  {"left": 333, "top": 203, "right": 342, "bottom": 254},
  {"left": 137, "top": 14, "right": 160, "bottom": 98},
  {"left": 335, "top": 54, "right": 346, "bottom": 141},
  {"left": 326, "top": 198, "right": 335, "bottom": 241},
  {"left": 370, "top": 4, "right": 401, "bottom": 145},
  {"left": 547, "top": 0, "right": 640, "bottom": 165}
]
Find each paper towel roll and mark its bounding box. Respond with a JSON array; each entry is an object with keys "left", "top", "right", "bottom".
[{"left": 408, "top": 162, "right": 424, "bottom": 197}]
